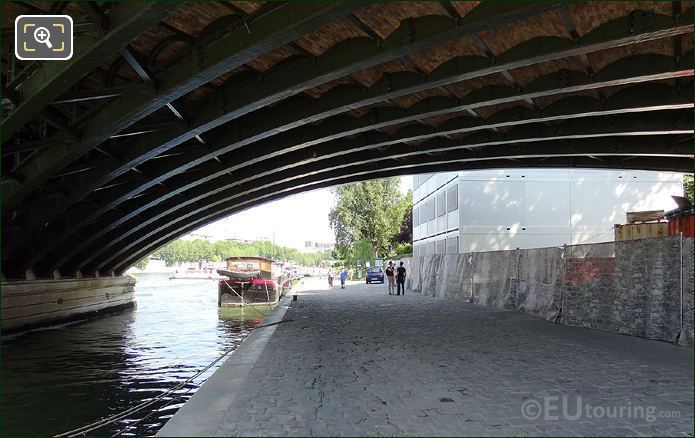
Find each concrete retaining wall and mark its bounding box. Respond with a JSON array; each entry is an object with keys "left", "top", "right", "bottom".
[
  {"left": 405, "top": 236, "right": 693, "bottom": 345},
  {"left": 1, "top": 276, "right": 136, "bottom": 334}
]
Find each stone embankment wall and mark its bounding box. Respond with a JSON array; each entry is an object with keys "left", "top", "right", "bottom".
[
  {"left": 1, "top": 276, "right": 136, "bottom": 334},
  {"left": 403, "top": 236, "right": 693, "bottom": 346}
]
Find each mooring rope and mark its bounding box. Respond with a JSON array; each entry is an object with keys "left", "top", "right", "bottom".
[
  {"left": 55, "top": 273, "right": 303, "bottom": 438},
  {"left": 108, "top": 379, "right": 198, "bottom": 438},
  {"left": 223, "top": 281, "right": 270, "bottom": 316},
  {"left": 53, "top": 345, "right": 236, "bottom": 438}
]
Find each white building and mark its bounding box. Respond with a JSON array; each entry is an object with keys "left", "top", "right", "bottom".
[
  {"left": 302, "top": 241, "right": 335, "bottom": 253},
  {"left": 412, "top": 169, "right": 684, "bottom": 257},
  {"left": 180, "top": 232, "right": 215, "bottom": 242}
]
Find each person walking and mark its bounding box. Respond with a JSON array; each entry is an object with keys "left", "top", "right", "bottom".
[
  {"left": 396, "top": 261, "right": 406, "bottom": 295},
  {"left": 385, "top": 261, "right": 396, "bottom": 295},
  {"left": 339, "top": 268, "right": 348, "bottom": 289}
]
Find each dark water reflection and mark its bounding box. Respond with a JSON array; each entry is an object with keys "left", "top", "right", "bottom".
[{"left": 2, "top": 273, "right": 266, "bottom": 437}]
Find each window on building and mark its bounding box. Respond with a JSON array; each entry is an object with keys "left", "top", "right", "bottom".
[
  {"left": 446, "top": 236, "right": 458, "bottom": 254},
  {"left": 436, "top": 239, "right": 445, "bottom": 254},
  {"left": 447, "top": 184, "right": 458, "bottom": 212},
  {"left": 436, "top": 190, "right": 446, "bottom": 217},
  {"left": 427, "top": 197, "right": 435, "bottom": 221},
  {"left": 413, "top": 206, "right": 419, "bottom": 227}
]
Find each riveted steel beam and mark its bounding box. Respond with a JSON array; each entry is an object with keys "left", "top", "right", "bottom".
[
  {"left": 17, "top": 13, "right": 694, "bottom": 239},
  {"left": 101, "top": 9, "right": 692, "bottom": 181},
  {"left": 1, "top": 137, "right": 70, "bottom": 156},
  {"left": 21, "top": 56, "right": 692, "bottom": 262},
  {"left": 6, "top": 6, "right": 695, "bottom": 274},
  {"left": 2, "top": 2, "right": 176, "bottom": 140},
  {"left": 51, "top": 83, "right": 155, "bottom": 105},
  {"left": 4, "top": 2, "right": 572, "bottom": 220},
  {"left": 49, "top": 85, "right": 695, "bottom": 272},
  {"left": 1, "top": 1, "right": 369, "bottom": 213},
  {"left": 105, "top": 151, "right": 693, "bottom": 275},
  {"left": 11, "top": 68, "right": 693, "bottom": 269},
  {"left": 60, "top": 110, "right": 693, "bottom": 272},
  {"left": 111, "top": 19, "right": 687, "bottom": 182}
]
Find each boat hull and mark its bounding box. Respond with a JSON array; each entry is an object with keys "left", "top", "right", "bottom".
[
  {"left": 215, "top": 269, "right": 260, "bottom": 279},
  {"left": 169, "top": 274, "right": 220, "bottom": 280},
  {"left": 218, "top": 279, "right": 281, "bottom": 306}
]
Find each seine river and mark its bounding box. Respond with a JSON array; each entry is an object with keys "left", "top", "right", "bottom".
[{"left": 1, "top": 273, "right": 269, "bottom": 437}]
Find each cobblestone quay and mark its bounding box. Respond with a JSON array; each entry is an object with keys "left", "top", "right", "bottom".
[{"left": 159, "top": 279, "right": 693, "bottom": 436}]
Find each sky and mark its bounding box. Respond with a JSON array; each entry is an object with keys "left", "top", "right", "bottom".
[{"left": 191, "top": 176, "right": 413, "bottom": 249}]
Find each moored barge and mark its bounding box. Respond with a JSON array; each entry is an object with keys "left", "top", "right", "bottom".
[{"left": 217, "top": 256, "right": 286, "bottom": 306}]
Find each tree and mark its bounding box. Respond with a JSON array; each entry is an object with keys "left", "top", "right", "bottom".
[
  {"left": 150, "top": 238, "right": 332, "bottom": 267},
  {"left": 329, "top": 177, "right": 409, "bottom": 259},
  {"left": 684, "top": 175, "right": 694, "bottom": 204},
  {"left": 134, "top": 257, "right": 149, "bottom": 270},
  {"left": 351, "top": 237, "right": 374, "bottom": 267},
  {"left": 393, "top": 190, "right": 413, "bottom": 245}
]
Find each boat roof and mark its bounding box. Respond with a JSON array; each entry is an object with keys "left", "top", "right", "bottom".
[{"left": 225, "top": 256, "right": 274, "bottom": 263}]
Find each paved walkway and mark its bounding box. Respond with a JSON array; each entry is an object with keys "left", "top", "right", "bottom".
[{"left": 159, "top": 279, "right": 693, "bottom": 436}]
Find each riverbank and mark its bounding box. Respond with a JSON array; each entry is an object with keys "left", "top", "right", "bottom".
[
  {"left": 156, "top": 279, "right": 693, "bottom": 436},
  {"left": 1, "top": 276, "right": 136, "bottom": 334},
  {"left": 1, "top": 273, "right": 259, "bottom": 437}
]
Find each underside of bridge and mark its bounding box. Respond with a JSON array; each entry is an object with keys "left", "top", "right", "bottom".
[{"left": 1, "top": 1, "right": 693, "bottom": 279}]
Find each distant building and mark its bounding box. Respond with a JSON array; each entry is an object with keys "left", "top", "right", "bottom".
[
  {"left": 181, "top": 232, "right": 215, "bottom": 242},
  {"left": 303, "top": 241, "right": 335, "bottom": 253},
  {"left": 412, "top": 169, "right": 684, "bottom": 256},
  {"left": 225, "top": 237, "right": 256, "bottom": 244}
]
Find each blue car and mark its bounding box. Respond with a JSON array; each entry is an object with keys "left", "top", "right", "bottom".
[{"left": 366, "top": 267, "right": 384, "bottom": 284}]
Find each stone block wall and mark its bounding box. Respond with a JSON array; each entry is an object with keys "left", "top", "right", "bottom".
[
  {"left": 470, "top": 250, "right": 517, "bottom": 310},
  {"left": 405, "top": 236, "right": 693, "bottom": 345},
  {"left": 682, "top": 238, "right": 694, "bottom": 346},
  {"left": 435, "top": 254, "right": 472, "bottom": 301},
  {"left": 1, "top": 275, "right": 136, "bottom": 334},
  {"left": 562, "top": 243, "right": 622, "bottom": 334},
  {"left": 515, "top": 247, "right": 564, "bottom": 321}
]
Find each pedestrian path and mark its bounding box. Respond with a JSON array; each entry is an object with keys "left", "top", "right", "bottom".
[{"left": 158, "top": 280, "right": 694, "bottom": 436}]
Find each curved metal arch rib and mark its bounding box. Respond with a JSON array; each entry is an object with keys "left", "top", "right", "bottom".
[
  {"left": 80, "top": 127, "right": 693, "bottom": 274},
  {"left": 18, "top": 52, "right": 694, "bottom": 270},
  {"left": 10, "top": 3, "right": 576, "bottom": 228},
  {"left": 6, "top": 6, "right": 692, "bottom": 276},
  {"left": 107, "top": 153, "right": 694, "bottom": 275},
  {"left": 1, "top": 2, "right": 176, "bottom": 140},
  {"left": 1, "top": 1, "right": 367, "bottom": 213},
  {"left": 34, "top": 18, "right": 695, "bottom": 229},
  {"left": 59, "top": 92, "right": 695, "bottom": 272}
]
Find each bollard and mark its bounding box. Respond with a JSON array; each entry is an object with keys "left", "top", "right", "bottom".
[{"left": 292, "top": 294, "right": 298, "bottom": 301}]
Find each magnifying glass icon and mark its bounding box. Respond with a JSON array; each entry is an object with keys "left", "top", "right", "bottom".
[{"left": 33, "top": 26, "right": 52, "bottom": 49}]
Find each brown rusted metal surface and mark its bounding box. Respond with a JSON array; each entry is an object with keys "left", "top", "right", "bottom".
[
  {"left": 295, "top": 19, "right": 368, "bottom": 56},
  {"left": 408, "top": 37, "right": 485, "bottom": 73},
  {"left": 477, "top": 10, "right": 572, "bottom": 56},
  {"left": 353, "top": 2, "right": 450, "bottom": 39}
]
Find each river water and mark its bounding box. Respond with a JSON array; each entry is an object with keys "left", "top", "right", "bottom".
[{"left": 1, "top": 273, "right": 271, "bottom": 437}]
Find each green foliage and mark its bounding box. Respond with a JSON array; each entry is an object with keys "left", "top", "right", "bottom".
[
  {"left": 395, "top": 243, "right": 413, "bottom": 255},
  {"left": 134, "top": 257, "right": 149, "bottom": 270},
  {"left": 152, "top": 239, "right": 332, "bottom": 267},
  {"left": 347, "top": 237, "right": 374, "bottom": 267},
  {"left": 684, "top": 175, "right": 694, "bottom": 204},
  {"left": 393, "top": 190, "right": 413, "bottom": 245},
  {"left": 329, "top": 178, "right": 411, "bottom": 260}
]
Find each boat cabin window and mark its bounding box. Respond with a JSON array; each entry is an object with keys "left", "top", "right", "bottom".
[
  {"left": 229, "top": 261, "right": 260, "bottom": 270},
  {"left": 226, "top": 258, "right": 272, "bottom": 273}
]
